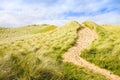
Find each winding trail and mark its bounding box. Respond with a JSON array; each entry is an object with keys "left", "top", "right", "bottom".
[{"left": 63, "top": 27, "right": 120, "bottom": 80}]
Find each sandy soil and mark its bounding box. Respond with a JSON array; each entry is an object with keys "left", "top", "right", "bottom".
[{"left": 63, "top": 27, "right": 120, "bottom": 80}]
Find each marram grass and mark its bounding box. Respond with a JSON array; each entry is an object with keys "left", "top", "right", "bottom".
[
  {"left": 0, "top": 21, "right": 107, "bottom": 80},
  {"left": 81, "top": 21, "right": 120, "bottom": 76}
]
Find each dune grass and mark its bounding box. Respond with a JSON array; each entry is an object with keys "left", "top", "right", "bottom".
[
  {"left": 81, "top": 21, "right": 120, "bottom": 76},
  {"left": 0, "top": 21, "right": 107, "bottom": 80},
  {"left": 0, "top": 24, "right": 56, "bottom": 41}
]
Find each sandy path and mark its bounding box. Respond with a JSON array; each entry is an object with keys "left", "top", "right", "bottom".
[{"left": 63, "top": 27, "right": 120, "bottom": 80}]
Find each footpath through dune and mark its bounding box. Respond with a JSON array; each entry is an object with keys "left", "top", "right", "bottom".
[{"left": 63, "top": 27, "right": 120, "bottom": 80}]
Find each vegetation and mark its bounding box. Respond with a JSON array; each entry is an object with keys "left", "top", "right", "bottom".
[
  {"left": 81, "top": 21, "right": 120, "bottom": 76},
  {"left": 0, "top": 21, "right": 107, "bottom": 80},
  {"left": 0, "top": 24, "right": 56, "bottom": 41}
]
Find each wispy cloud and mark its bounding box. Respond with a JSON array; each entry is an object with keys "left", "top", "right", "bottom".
[{"left": 0, "top": 0, "right": 120, "bottom": 27}]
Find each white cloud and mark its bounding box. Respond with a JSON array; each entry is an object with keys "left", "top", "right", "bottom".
[
  {"left": 67, "top": 12, "right": 120, "bottom": 24},
  {"left": 0, "top": 0, "right": 119, "bottom": 27},
  {"left": 92, "top": 12, "right": 120, "bottom": 24}
]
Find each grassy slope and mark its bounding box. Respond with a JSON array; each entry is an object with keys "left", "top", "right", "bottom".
[
  {"left": 81, "top": 21, "right": 120, "bottom": 76},
  {"left": 0, "top": 24, "right": 57, "bottom": 41},
  {"left": 0, "top": 21, "right": 107, "bottom": 80}
]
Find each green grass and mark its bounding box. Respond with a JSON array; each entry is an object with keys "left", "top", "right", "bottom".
[
  {"left": 0, "top": 21, "right": 107, "bottom": 80},
  {"left": 81, "top": 21, "right": 120, "bottom": 76},
  {"left": 0, "top": 24, "right": 56, "bottom": 41}
]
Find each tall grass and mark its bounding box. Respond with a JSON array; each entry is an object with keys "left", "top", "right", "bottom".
[
  {"left": 81, "top": 21, "right": 120, "bottom": 76},
  {"left": 0, "top": 24, "right": 56, "bottom": 41},
  {"left": 0, "top": 21, "right": 107, "bottom": 80}
]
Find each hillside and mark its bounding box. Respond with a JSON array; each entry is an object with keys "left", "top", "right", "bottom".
[
  {"left": 0, "top": 24, "right": 56, "bottom": 44},
  {"left": 0, "top": 21, "right": 120, "bottom": 80},
  {"left": 81, "top": 21, "right": 120, "bottom": 76},
  {"left": 0, "top": 21, "right": 107, "bottom": 80}
]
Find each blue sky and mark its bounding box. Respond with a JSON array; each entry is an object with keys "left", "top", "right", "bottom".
[{"left": 0, "top": 0, "right": 120, "bottom": 27}]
